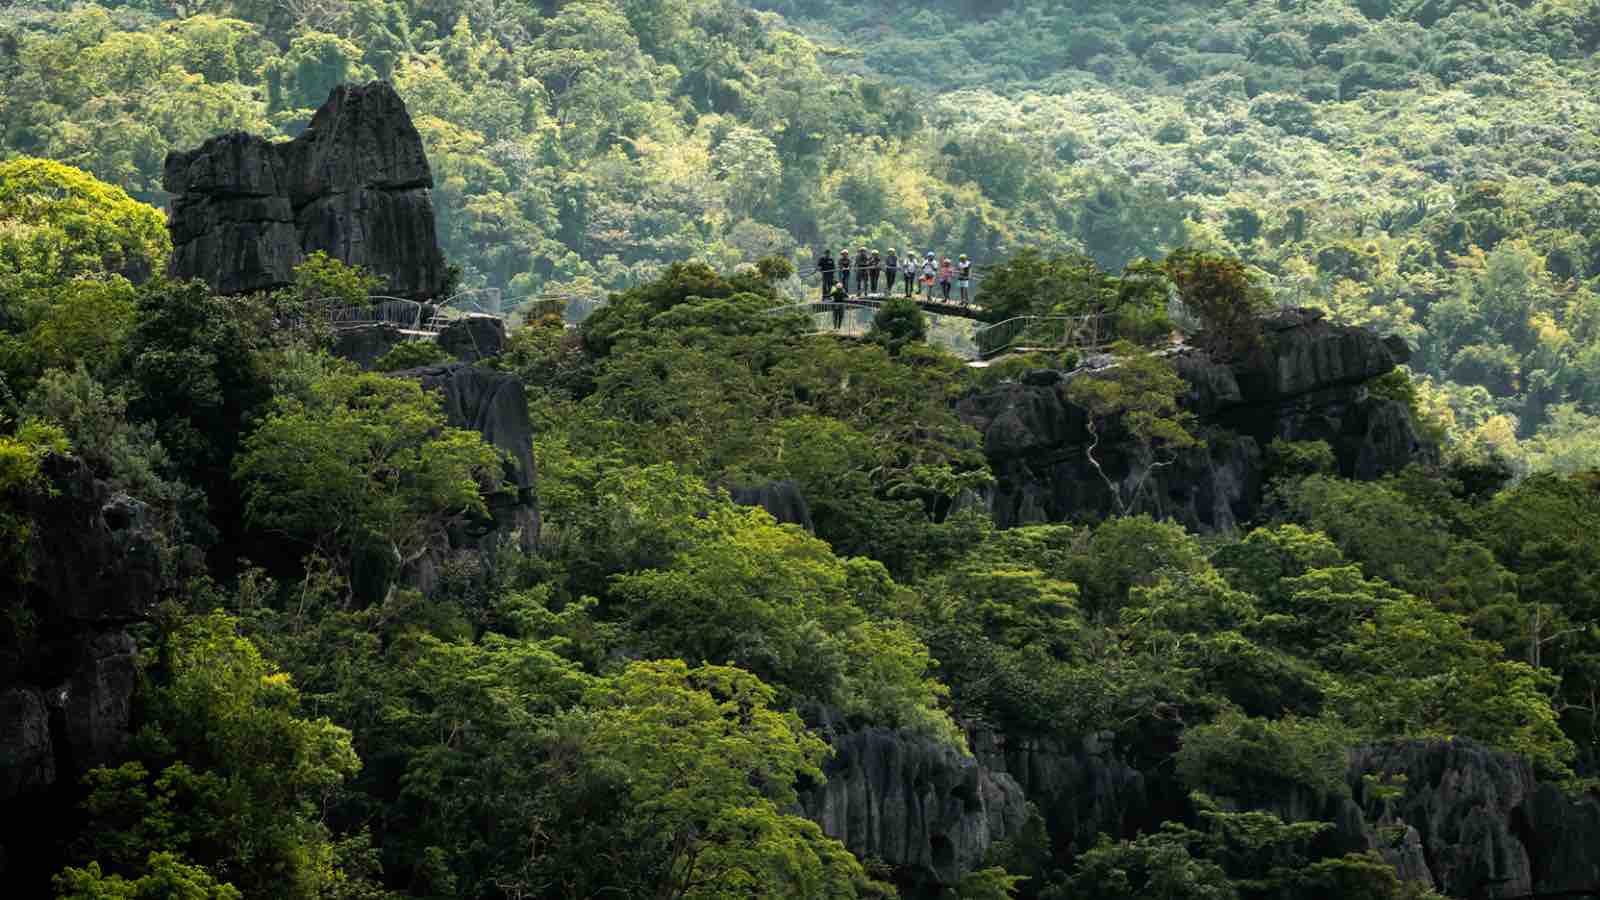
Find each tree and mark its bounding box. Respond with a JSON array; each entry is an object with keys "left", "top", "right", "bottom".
[
  {"left": 549, "top": 660, "right": 894, "bottom": 900},
  {"left": 65, "top": 611, "right": 360, "bottom": 900},
  {"left": 234, "top": 369, "right": 504, "bottom": 600},
  {"left": 1063, "top": 342, "right": 1201, "bottom": 515},
  {"left": 1163, "top": 251, "right": 1272, "bottom": 361},
  {"left": 867, "top": 296, "right": 927, "bottom": 355},
  {"left": 0, "top": 158, "right": 169, "bottom": 290}
]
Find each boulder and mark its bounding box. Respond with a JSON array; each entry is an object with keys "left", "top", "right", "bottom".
[
  {"left": 959, "top": 311, "right": 1430, "bottom": 530},
  {"left": 165, "top": 81, "right": 447, "bottom": 300},
  {"left": 436, "top": 314, "right": 507, "bottom": 363},
  {"left": 332, "top": 322, "right": 407, "bottom": 370},
  {"left": 800, "top": 711, "right": 1029, "bottom": 890}
]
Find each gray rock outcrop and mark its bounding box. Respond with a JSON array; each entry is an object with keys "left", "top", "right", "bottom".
[
  {"left": 436, "top": 315, "right": 507, "bottom": 363},
  {"left": 358, "top": 363, "right": 538, "bottom": 600},
  {"left": 726, "top": 480, "right": 814, "bottom": 531},
  {"left": 332, "top": 322, "right": 408, "bottom": 369},
  {"left": 2, "top": 456, "right": 161, "bottom": 888},
  {"left": 800, "top": 711, "right": 1029, "bottom": 890},
  {"left": 959, "top": 309, "right": 1430, "bottom": 529},
  {"left": 165, "top": 81, "right": 447, "bottom": 299},
  {"left": 1346, "top": 739, "right": 1600, "bottom": 897}
]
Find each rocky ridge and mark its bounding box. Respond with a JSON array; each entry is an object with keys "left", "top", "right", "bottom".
[
  {"left": 958, "top": 308, "right": 1431, "bottom": 529},
  {"left": 164, "top": 81, "right": 447, "bottom": 299}
]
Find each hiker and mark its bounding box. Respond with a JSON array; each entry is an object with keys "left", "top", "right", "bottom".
[
  {"left": 855, "top": 247, "right": 870, "bottom": 296},
  {"left": 884, "top": 248, "right": 898, "bottom": 296},
  {"left": 921, "top": 252, "right": 937, "bottom": 298},
  {"left": 830, "top": 282, "right": 848, "bottom": 328},
  {"left": 939, "top": 257, "right": 955, "bottom": 301},
  {"left": 868, "top": 249, "right": 882, "bottom": 295},
  {"left": 837, "top": 249, "right": 851, "bottom": 299},
  {"left": 817, "top": 249, "right": 835, "bottom": 301},
  {"left": 958, "top": 254, "right": 972, "bottom": 304},
  {"left": 904, "top": 250, "right": 916, "bottom": 297}
]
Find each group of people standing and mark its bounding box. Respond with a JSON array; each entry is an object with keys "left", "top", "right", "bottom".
[{"left": 816, "top": 247, "right": 973, "bottom": 305}]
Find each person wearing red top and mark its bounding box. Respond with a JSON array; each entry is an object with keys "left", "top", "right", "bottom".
[{"left": 938, "top": 257, "right": 955, "bottom": 301}]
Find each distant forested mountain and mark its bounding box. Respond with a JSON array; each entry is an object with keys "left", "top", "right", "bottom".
[{"left": 4, "top": 0, "right": 1598, "bottom": 462}]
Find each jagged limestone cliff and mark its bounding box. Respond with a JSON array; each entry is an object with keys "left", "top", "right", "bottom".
[
  {"left": 164, "top": 81, "right": 447, "bottom": 299},
  {"left": 958, "top": 309, "right": 1430, "bottom": 529}
]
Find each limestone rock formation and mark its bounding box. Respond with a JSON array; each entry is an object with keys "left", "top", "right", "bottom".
[
  {"left": 959, "top": 309, "right": 1430, "bottom": 529},
  {"left": 799, "top": 710, "right": 1029, "bottom": 890},
  {"left": 725, "top": 480, "right": 814, "bottom": 530},
  {"left": 332, "top": 322, "right": 407, "bottom": 370},
  {"left": 1347, "top": 739, "right": 1600, "bottom": 897},
  {"left": 21, "top": 455, "right": 163, "bottom": 627},
  {"left": 165, "top": 81, "right": 447, "bottom": 299},
  {"left": 436, "top": 314, "right": 507, "bottom": 363},
  {"left": 376, "top": 363, "right": 538, "bottom": 598},
  {"left": 2, "top": 456, "right": 163, "bottom": 887}
]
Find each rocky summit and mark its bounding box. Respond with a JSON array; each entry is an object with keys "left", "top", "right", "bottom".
[
  {"left": 164, "top": 81, "right": 447, "bottom": 299},
  {"left": 959, "top": 309, "right": 1431, "bottom": 530}
]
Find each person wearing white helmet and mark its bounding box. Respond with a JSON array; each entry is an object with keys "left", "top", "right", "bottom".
[
  {"left": 920, "top": 251, "right": 937, "bottom": 298},
  {"left": 884, "top": 248, "right": 899, "bottom": 296}
]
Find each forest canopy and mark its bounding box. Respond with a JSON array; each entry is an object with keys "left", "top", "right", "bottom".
[{"left": 5, "top": 1, "right": 1600, "bottom": 899}]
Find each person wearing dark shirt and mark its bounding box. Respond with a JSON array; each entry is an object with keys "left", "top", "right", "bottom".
[
  {"left": 855, "top": 248, "right": 870, "bottom": 297},
  {"left": 817, "top": 249, "right": 835, "bottom": 301},
  {"left": 830, "top": 282, "right": 848, "bottom": 329},
  {"left": 837, "top": 249, "right": 851, "bottom": 299},
  {"left": 884, "top": 249, "right": 899, "bottom": 296},
  {"left": 868, "top": 250, "right": 882, "bottom": 295}
]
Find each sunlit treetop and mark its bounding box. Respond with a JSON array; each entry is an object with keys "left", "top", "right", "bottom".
[{"left": 0, "top": 157, "right": 170, "bottom": 290}]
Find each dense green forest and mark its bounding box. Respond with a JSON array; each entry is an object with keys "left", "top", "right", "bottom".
[
  {"left": 5, "top": 0, "right": 1600, "bottom": 898},
  {"left": 4, "top": 0, "right": 1600, "bottom": 463}
]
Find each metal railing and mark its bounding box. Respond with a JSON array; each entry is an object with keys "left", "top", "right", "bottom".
[
  {"left": 770, "top": 301, "right": 883, "bottom": 336},
  {"left": 972, "top": 314, "right": 1111, "bottom": 359},
  {"left": 326, "top": 296, "right": 433, "bottom": 332}
]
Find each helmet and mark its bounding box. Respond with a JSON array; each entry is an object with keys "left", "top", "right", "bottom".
[
  {"left": 888, "top": 248, "right": 896, "bottom": 254},
  {"left": 959, "top": 254, "right": 968, "bottom": 260}
]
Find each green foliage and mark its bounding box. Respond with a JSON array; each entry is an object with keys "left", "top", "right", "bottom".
[
  {"left": 54, "top": 852, "right": 242, "bottom": 900},
  {"left": 1163, "top": 251, "right": 1272, "bottom": 361},
  {"left": 0, "top": 418, "right": 69, "bottom": 577},
  {"left": 66, "top": 610, "right": 360, "bottom": 900},
  {"left": 555, "top": 660, "right": 894, "bottom": 899},
  {"left": 235, "top": 368, "right": 505, "bottom": 594},
  {"left": 609, "top": 498, "right": 961, "bottom": 745},
  {"left": 0, "top": 157, "right": 169, "bottom": 289},
  {"left": 1176, "top": 711, "right": 1351, "bottom": 804},
  {"left": 867, "top": 296, "right": 927, "bottom": 355},
  {"left": 371, "top": 340, "right": 452, "bottom": 372},
  {"left": 1064, "top": 345, "right": 1202, "bottom": 515}
]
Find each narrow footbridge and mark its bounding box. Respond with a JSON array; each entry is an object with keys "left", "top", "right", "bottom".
[
  {"left": 766, "top": 297, "right": 1113, "bottom": 362},
  {"left": 327, "top": 297, "right": 443, "bottom": 336},
  {"left": 324, "top": 295, "right": 521, "bottom": 339}
]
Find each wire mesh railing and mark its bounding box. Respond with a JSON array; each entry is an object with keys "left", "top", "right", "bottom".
[
  {"left": 326, "top": 296, "right": 431, "bottom": 332},
  {"left": 972, "top": 314, "right": 1111, "bottom": 359}
]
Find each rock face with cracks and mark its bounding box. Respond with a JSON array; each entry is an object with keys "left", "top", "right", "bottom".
[
  {"left": 1, "top": 456, "right": 163, "bottom": 887},
  {"left": 164, "top": 81, "right": 447, "bottom": 299},
  {"left": 958, "top": 309, "right": 1431, "bottom": 530}
]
